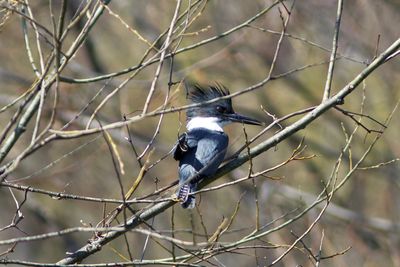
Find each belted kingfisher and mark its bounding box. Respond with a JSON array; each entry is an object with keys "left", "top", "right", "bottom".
[{"left": 173, "top": 84, "right": 262, "bottom": 209}]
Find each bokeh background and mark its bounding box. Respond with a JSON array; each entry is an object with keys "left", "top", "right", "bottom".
[{"left": 0, "top": 0, "right": 399, "bottom": 266}]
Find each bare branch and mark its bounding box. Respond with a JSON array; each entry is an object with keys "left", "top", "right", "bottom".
[{"left": 322, "top": 0, "right": 344, "bottom": 101}]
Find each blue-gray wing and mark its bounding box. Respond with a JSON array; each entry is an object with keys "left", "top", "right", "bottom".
[
  {"left": 177, "top": 129, "right": 228, "bottom": 177},
  {"left": 194, "top": 133, "right": 228, "bottom": 176}
]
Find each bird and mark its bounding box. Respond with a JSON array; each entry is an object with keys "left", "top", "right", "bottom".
[{"left": 173, "top": 84, "right": 262, "bottom": 209}]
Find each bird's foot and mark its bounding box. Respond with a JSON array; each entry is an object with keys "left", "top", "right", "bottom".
[{"left": 171, "top": 193, "right": 180, "bottom": 202}]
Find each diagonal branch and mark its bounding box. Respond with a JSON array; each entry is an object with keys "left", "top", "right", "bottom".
[
  {"left": 142, "top": 0, "right": 181, "bottom": 115},
  {"left": 322, "top": 0, "right": 344, "bottom": 101},
  {"left": 56, "top": 36, "right": 400, "bottom": 265}
]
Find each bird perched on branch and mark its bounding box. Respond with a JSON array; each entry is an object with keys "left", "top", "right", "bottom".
[{"left": 173, "top": 84, "right": 262, "bottom": 208}]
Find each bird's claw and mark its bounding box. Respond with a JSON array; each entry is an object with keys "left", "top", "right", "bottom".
[{"left": 171, "top": 193, "right": 181, "bottom": 202}]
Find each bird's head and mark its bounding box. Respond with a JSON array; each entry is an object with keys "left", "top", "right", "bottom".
[{"left": 186, "top": 84, "right": 262, "bottom": 129}]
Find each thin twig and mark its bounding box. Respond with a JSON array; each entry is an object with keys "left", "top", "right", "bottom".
[
  {"left": 322, "top": 0, "right": 344, "bottom": 101},
  {"left": 142, "top": 0, "right": 181, "bottom": 115}
]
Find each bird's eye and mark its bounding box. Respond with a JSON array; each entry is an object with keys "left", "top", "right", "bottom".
[{"left": 216, "top": 106, "right": 226, "bottom": 113}]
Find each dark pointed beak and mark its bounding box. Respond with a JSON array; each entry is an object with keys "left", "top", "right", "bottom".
[{"left": 225, "top": 112, "right": 263, "bottom": 126}]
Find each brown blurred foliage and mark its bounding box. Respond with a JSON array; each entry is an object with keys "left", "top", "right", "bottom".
[{"left": 0, "top": 0, "right": 399, "bottom": 266}]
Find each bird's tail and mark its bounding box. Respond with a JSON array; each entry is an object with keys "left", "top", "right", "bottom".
[{"left": 177, "top": 184, "right": 196, "bottom": 209}]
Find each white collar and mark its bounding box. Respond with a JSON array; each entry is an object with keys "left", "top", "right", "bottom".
[{"left": 187, "top": 117, "right": 226, "bottom": 132}]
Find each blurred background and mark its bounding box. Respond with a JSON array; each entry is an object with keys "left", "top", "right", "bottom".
[{"left": 0, "top": 0, "right": 399, "bottom": 266}]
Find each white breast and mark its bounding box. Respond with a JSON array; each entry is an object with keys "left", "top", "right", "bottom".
[{"left": 187, "top": 117, "right": 227, "bottom": 132}]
